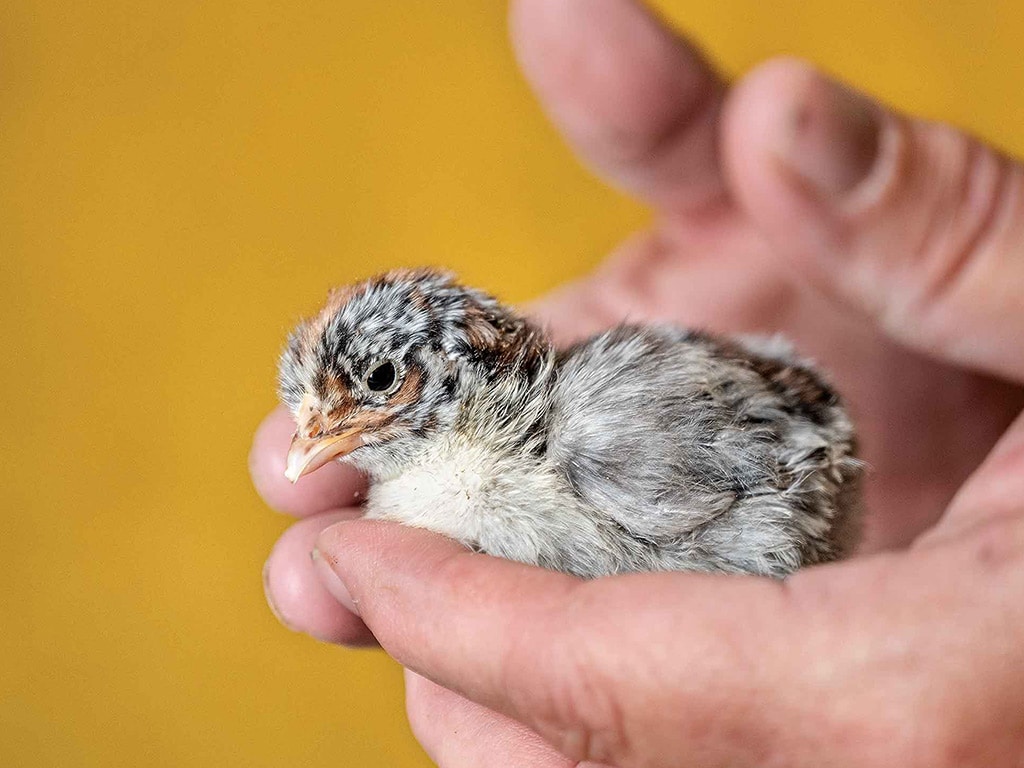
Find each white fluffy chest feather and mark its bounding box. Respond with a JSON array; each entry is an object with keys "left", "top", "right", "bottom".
[{"left": 363, "top": 437, "right": 595, "bottom": 566}]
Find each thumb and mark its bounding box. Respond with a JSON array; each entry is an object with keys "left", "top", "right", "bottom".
[
  {"left": 723, "top": 58, "right": 1024, "bottom": 381},
  {"left": 315, "top": 519, "right": 794, "bottom": 767}
]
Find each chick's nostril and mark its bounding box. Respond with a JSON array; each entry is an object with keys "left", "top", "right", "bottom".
[{"left": 297, "top": 393, "right": 322, "bottom": 437}]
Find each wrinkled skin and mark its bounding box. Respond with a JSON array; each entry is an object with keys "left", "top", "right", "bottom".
[{"left": 251, "top": 1, "right": 1024, "bottom": 766}]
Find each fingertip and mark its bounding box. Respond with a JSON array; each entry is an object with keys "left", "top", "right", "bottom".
[
  {"left": 511, "top": 0, "right": 725, "bottom": 208},
  {"left": 250, "top": 405, "right": 368, "bottom": 517},
  {"left": 723, "top": 56, "right": 884, "bottom": 229},
  {"left": 264, "top": 511, "right": 377, "bottom": 646},
  {"left": 722, "top": 57, "right": 819, "bottom": 212},
  {"left": 310, "top": 546, "right": 361, "bottom": 617},
  {"left": 312, "top": 521, "right": 482, "bottom": 667},
  {"left": 314, "top": 519, "right": 470, "bottom": 599}
]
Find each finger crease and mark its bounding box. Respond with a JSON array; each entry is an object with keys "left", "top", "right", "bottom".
[
  {"left": 916, "top": 146, "right": 1016, "bottom": 312},
  {"left": 612, "top": 80, "right": 720, "bottom": 170}
]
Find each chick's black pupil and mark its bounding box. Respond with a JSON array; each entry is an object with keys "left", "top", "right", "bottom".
[{"left": 366, "top": 362, "right": 396, "bottom": 392}]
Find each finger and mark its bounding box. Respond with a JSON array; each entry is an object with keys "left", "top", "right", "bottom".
[
  {"left": 404, "top": 672, "right": 595, "bottom": 768},
  {"left": 320, "top": 518, "right": 1024, "bottom": 767},
  {"left": 510, "top": 0, "right": 726, "bottom": 210},
  {"left": 250, "top": 405, "right": 368, "bottom": 517},
  {"left": 264, "top": 510, "right": 375, "bottom": 646},
  {"left": 928, "top": 410, "right": 1024, "bottom": 538},
  {"left": 722, "top": 57, "right": 1024, "bottom": 381},
  {"left": 317, "top": 520, "right": 792, "bottom": 766}
]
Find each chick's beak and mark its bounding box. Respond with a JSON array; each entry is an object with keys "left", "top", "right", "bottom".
[{"left": 284, "top": 427, "right": 364, "bottom": 483}]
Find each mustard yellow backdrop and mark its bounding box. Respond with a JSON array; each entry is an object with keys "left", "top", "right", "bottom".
[{"left": 3, "top": 2, "right": 1024, "bottom": 766}]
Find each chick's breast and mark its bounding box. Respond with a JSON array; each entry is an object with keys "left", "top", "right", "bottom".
[{"left": 546, "top": 325, "right": 862, "bottom": 576}]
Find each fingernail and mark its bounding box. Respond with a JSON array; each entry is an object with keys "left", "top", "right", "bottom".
[
  {"left": 779, "top": 75, "right": 881, "bottom": 199},
  {"left": 262, "top": 556, "right": 298, "bottom": 631},
  {"left": 311, "top": 545, "right": 361, "bottom": 616}
]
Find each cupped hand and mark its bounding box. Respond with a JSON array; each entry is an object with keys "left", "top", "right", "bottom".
[{"left": 252, "top": 0, "right": 1024, "bottom": 765}]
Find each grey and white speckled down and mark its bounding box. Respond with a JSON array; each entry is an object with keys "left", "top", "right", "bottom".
[{"left": 279, "top": 268, "right": 862, "bottom": 578}]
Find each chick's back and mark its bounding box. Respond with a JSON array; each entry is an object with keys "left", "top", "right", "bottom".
[{"left": 546, "top": 325, "right": 862, "bottom": 575}]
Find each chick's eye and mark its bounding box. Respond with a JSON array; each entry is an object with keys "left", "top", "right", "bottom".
[{"left": 365, "top": 361, "right": 397, "bottom": 392}]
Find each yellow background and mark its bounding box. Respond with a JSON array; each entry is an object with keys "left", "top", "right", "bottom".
[{"left": 3, "top": 1, "right": 1024, "bottom": 766}]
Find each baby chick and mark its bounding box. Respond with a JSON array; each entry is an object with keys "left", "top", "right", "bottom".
[{"left": 279, "top": 268, "right": 862, "bottom": 578}]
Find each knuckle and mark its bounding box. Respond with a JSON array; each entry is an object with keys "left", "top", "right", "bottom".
[
  {"left": 548, "top": 648, "right": 630, "bottom": 764},
  {"left": 502, "top": 588, "right": 633, "bottom": 764},
  {"left": 862, "top": 118, "right": 1023, "bottom": 354},
  {"left": 899, "top": 125, "right": 1016, "bottom": 309},
  {"left": 604, "top": 81, "right": 718, "bottom": 170}
]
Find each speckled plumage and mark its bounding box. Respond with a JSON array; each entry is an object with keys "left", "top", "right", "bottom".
[{"left": 279, "top": 268, "right": 862, "bottom": 578}]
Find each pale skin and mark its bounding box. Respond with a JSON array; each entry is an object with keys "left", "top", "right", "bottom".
[{"left": 250, "top": 1, "right": 1024, "bottom": 765}]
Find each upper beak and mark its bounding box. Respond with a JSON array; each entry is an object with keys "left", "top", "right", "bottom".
[{"left": 284, "top": 427, "right": 364, "bottom": 483}]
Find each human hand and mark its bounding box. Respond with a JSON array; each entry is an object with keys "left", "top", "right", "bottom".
[{"left": 252, "top": 0, "right": 1024, "bottom": 764}]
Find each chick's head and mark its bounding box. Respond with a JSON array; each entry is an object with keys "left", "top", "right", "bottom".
[{"left": 278, "top": 268, "right": 542, "bottom": 481}]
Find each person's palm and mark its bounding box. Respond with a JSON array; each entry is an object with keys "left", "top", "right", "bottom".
[{"left": 253, "top": 2, "right": 1024, "bottom": 766}]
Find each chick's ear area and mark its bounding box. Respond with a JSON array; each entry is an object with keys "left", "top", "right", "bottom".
[
  {"left": 461, "top": 304, "right": 504, "bottom": 352},
  {"left": 386, "top": 364, "right": 424, "bottom": 408}
]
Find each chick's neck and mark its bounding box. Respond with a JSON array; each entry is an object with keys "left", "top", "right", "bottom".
[{"left": 453, "top": 333, "right": 557, "bottom": 458}]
